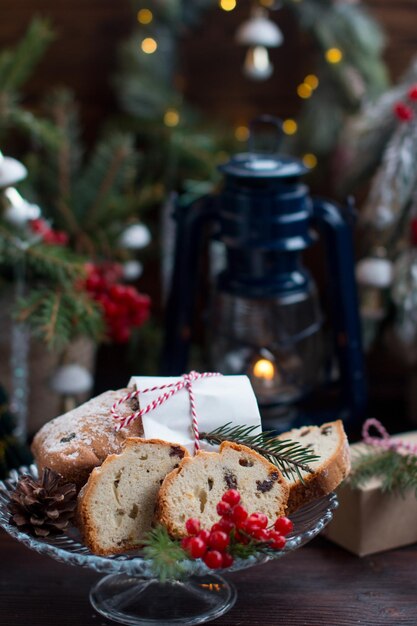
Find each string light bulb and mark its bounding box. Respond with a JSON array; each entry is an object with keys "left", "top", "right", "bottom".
[
  {"left": 137, "top": 9, "right": 153, "bottom": 24},
  {"left": 220, "top": 0, "right": 237, "bottom": 11},
  {"left": 297, "top": 83, "right": 312, "bottom": 99},
  {"left": 325, "top": 48, "right": 343, "bottom": 64},
  {"left": 164, "top": 108, "right": 180, "bottom": 127},
  {"left": 282, "top": 119, "right": 298, "bottom": 135},
  {"left": 304, "top": 74, "right": 319, "bottom": 90},
  {"left": 303, "top": 153, "right": 318, "bottom": 169},
  {"left": 244, "top": 46, "right": 273, "bottom": 80},
  {"left": 235, "top": 125, "right": 250, "bottom": 141},
  {"left": 236, "top": 6, "right": 282, "bottom": 81},
  {"left": 141, "top": 37, "right": 158, "bottom": 54}
]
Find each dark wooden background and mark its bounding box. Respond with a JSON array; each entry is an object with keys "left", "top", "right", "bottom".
[
  {"left": 1, "top": 0, "right": 417, "bottom": 426},
  {"left": 1, "top": 0, "right": 416, "bottom": 140}
]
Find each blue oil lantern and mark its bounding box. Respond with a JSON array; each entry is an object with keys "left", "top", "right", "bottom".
[{"left": 161, "top": 117, "right": 366, "bottom": 427}]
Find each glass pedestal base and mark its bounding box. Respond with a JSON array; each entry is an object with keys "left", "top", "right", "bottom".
[{"left": 89, "top": 573, "right": 237, "bottom": 626}]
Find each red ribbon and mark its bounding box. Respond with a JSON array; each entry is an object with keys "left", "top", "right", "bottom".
[{"left": 111, "top": 371, "right": 222, "bottom": 453}]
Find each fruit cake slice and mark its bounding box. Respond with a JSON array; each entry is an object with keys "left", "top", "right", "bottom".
[
  {"left": 277, "top": 420, "right": 350, "bottom": 513},
  {"left": 77, "top": 438, "right": 189, "bottom": 555},
  {"left": 157, "top": 441, "right": 289, "bottom": 537},
  {"left": 32, "top": 388, "right": 143, "bottom": 489}
]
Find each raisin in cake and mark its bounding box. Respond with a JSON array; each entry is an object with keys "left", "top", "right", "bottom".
[
  {"left": 32, "top": 389, "right": 143, "bottom": 489},
  {"left": 157, "top": 441, "right": 289, "bottom": 537},
  {"left": 77, "top": 438, "right": 189, "bottom": 555},
  {"left": 277, "top": 420, "right": 350, "bottom": 513}
]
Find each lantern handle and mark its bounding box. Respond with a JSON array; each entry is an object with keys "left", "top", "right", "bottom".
[
  {"left": 248, "top": 115, "right": 283, "bottom": 156},
  {"left": 313, "top": 196, "right": 367, "bottom": 422},
  {"left": 160, "top": 194, "right": 217, "bottom": 375}
]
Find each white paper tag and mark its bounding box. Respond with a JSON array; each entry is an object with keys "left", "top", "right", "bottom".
[{"left": 128, "top": 375, "right": 262, "bottom": 454}]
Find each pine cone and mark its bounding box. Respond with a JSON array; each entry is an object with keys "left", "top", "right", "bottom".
[{"left": 8, "top": 468, "right": 77, "bottom": 538}]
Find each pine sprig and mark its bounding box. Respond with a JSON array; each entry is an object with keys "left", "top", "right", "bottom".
[
  {"left": 200, "top": 423, "right": 319, "bottom": 482},
  {"left": 0, "top": 18, "right": 55, "bottom": 91},
  {"left": 15, "top": 287, "right": 104, "bottom": 350},
  {"left": 350, "top": 446, "right": 417, "bottom": 497},
  {"left": 142, "top": 525, "right": 188, "bottom": 582}
]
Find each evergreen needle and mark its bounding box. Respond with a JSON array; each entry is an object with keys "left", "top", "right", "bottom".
[
  {"left": 142, "top": 526, "right": 188, "bottom": 582},
  {"left": 350, "top": 446, "right": 417, "bottom": 497},
  {"left": 200, "top": 423, "right": 319, "bottom": 482}
]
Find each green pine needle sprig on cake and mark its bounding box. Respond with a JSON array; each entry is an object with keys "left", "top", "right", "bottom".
[{"left": 200, "top": 423, "right": 319, "bottom": 482}]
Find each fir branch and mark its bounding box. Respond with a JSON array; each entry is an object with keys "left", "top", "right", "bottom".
[
  {"left": 0, "top": 225, "right": 86, "bottom": 285},
  {"left": 85, "top": 142, "right": 132, "bottom": 227},
  {"left": 73, "top": 134, "right": 138, "bottom": 225},
  {"left": 200, "top": 423, "right": 319, "bottom": 482},
  {"left": 350, "top": 447, "right": 417, "bottom": 497},
  {"left": 24, "top": 243, "right": 85, "bottom": 285},
  {"left": 16, "top": 287, "right": 104, "bottom": 350},
  {"left": 0, "top": 18, "right": 55, "bottom": 91},
  {"left": 7, "top": 109, "right": 61, "bottom": 150},
  {"left": 142, "top": 525, "right": 188, "bottom": 582}
]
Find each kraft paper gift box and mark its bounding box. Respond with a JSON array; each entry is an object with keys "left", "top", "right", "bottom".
[{"left": 324, "top": 432, "right": 417, "bottom": 557}]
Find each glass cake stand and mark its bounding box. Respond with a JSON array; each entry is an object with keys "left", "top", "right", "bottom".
[{"left": 0, "top": 465, "right": 338, "bottom": 626}]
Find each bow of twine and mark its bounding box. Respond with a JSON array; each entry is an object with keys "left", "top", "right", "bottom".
[
  {"left": 362, "top": 418, "right": 417, "bottom": 456},
  {"left": 111, "top": 371, "right": 222, "bottom": 453}
]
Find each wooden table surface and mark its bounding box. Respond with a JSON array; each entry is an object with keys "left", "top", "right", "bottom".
[{"left": 1, "top": 529, "right": 416, "bottom": 626}]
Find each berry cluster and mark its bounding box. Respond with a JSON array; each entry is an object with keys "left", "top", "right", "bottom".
[
  {"left": 394, "top": 84, "right": 417, "bottom": 122},
  {"left": 181, "top": 489, "right": 293, "bottom": 570},
  {"left": 85, "top": 263, "right": 150, "bottom": 343},
  {"left": 30, "top": 218, "right": 69, "bottom": 246}
]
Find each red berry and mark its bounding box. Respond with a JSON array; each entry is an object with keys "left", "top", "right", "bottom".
[
  {"left": 185, "top": 518, "right": 200, "bottom": 536},
  {"left": 268, "top": 531, "right": 286, "bottom": 550},
  {"left": 234, "top": 530, "right": 249, "bottom": 545},
  {"left": 217, "top": 518, "right": 235, "bottom": 533},
  {"left": 409, "top": 85, "right": 417, "bottom": 101},
  {"left": 54, "top": 231, "right": 69, "bottom": 246},
  {"left": 245, "top": 522, "right": 262, "bottom": 537},
  {"left": 181, "top": 537, "right": 191, "bottom": 550},
  {"left": 394, "top": 102, "right": 414, "bottom": 122},
  {"left": 221, "top": 552, "right": 234, "bottom": 568},
  {"left": 230, "top": 504, "right": 248, "bottom": 524},
  {"left": 208, "top": 531, "right": 230, "bottom": 551},
  {"left": 30, "top": 218, "right": 48, "bottom": 234},
  {"left": 43, "top": 229, "right": 57, "bottom": 244},
  {"left": 273, "top": 517, "right": 293, "bottom": 536},
  {"left": 187, "top": 537, "right": 207, "bottom": 559},
  {"left": 110, "top": 284, "right": 127, "bottom": 301},
  {"left": 197, "top": 529, "right": 210, "bottom": 542},
  {"left": 216, "top": 501, "right": 232, "bottom": 517},
  {"left": 252, "top": 528, "right": 270, "bottom": 541},
  {"left": 247, "top": 513, "right": 268, "bottom": 529},
  {"left": 103, "top": 301, "right": 119, "bottom": 318},
  {"left": 222, "top": 489, "right": 240, "bottom": 506},
  {"left": 210, "top": 523, "right": 223, "bottom": 533},
  {"left": 203, "top": 550, "right": 223, "bottom": 569}
]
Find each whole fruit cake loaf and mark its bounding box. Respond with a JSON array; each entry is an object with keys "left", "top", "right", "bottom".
[
  {"left": 157, "top": 441, "right": 290, "bottom": 537},
  {"left": 277, "top": 419, "right": 350, "bottom": 513},
  {"left": 77, "top": 438, "right": 189, "bottom": 555},
  {"left": 32, "top": 389, "right": 143, "bottom": 489}
]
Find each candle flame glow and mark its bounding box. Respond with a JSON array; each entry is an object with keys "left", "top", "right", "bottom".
[{"left": 253, "top": 358, "right": 275, "bottom": 381}]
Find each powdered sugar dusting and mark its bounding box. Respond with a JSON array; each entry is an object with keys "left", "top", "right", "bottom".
[{"left": 33, "top": 388, "right": 143, "bottom": 469}]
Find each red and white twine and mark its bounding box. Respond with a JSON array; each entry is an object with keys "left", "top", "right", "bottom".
[
  {"left": 362, "top": 418, "right": 417, "bottom": 456},
  {"left": 111, "top": 371, "right": 222, "bottom": 453}
]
